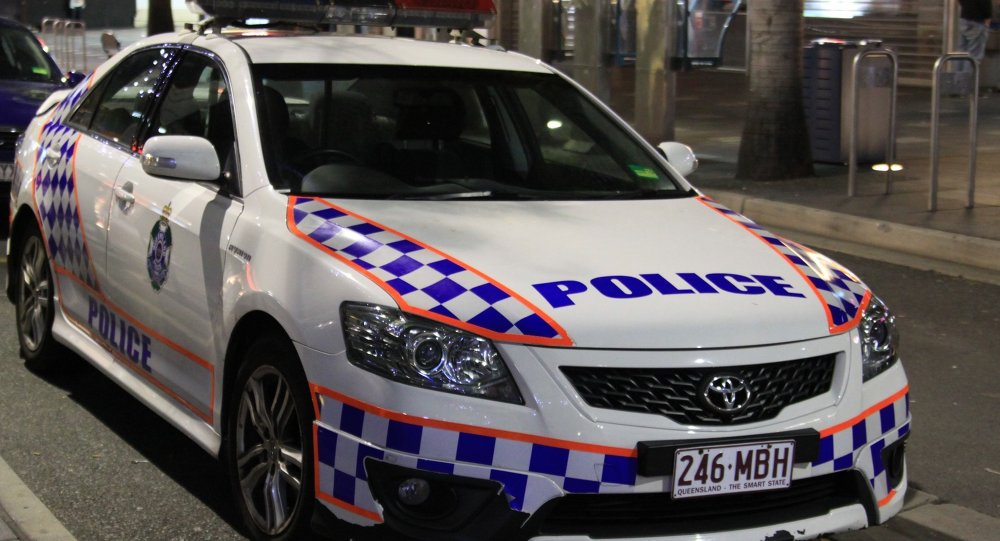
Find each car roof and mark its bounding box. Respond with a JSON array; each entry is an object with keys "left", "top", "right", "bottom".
[{"left": 138, "top": 31, "right": 553, "bottom": 74}]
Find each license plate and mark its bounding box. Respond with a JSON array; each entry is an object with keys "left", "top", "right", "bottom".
[
  {"left": 672, "top": 441, "right": 795, "bottom": 499},
  {"left": 0, "top": 163, "right": 13, "bottom": 182}
]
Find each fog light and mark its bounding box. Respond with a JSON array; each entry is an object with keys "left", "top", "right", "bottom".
[{"left": 398, "top": 478, "right": 431, "bottom": 506}]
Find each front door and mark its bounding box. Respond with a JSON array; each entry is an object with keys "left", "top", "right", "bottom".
[{"left": 104, "top": 51, "right": 242, "bottom": 425}]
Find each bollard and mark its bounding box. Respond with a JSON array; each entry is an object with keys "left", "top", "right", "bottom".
[
  {"left": 929, "top": 54, "right": 978, "bottom": 211},
  {"left": 847, "top": 47, "right": 898, "bottom": 197}
]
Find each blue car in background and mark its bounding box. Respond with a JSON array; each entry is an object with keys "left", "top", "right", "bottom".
[{"left": 0, "top": 17, "right": 81, "bottom": 236}]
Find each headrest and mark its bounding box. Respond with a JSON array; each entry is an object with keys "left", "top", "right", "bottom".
[
  {"left": 393, "top": 87, "right": 464, "bottom": 141},
  {"left": 262, "top": 86, "right": 288, "bottom": 134}
]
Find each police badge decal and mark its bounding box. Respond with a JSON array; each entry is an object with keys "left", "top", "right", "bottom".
[{"left": 147, "top": 203, "right": 173, "bottom": 291}]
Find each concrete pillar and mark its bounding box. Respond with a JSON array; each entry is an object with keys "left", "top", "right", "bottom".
[
  {"left": 634, "top": 0, "right": 675, "bottom": 142},
  {"left": 517, "top": 0, "right": 550, "bottom": 60},
  {"left": 494, "top": 0, "right": 517, "bottom": 49},
  {"left": 570, "top": 0, "right": 612, "bottom": 103}
]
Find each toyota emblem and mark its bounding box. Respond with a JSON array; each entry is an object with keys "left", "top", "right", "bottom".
[{"left": 699, "top": 374, "right": 752, "bottom": 415}]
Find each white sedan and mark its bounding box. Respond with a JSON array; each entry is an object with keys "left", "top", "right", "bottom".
[{"left": 9, "top": 1, "right": 909, "bottom": 539}]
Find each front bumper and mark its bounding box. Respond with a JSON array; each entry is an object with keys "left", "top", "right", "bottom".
[
  {"left": 300, "top": 331, "right": 910, "bottom": 540},
  {"left": 308, "top": 383, "right": 908, "bottom": 540}
]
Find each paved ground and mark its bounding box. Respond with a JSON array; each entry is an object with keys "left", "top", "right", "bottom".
[{"left": 2, "top": 24, "right": 999, "bottom": 541}]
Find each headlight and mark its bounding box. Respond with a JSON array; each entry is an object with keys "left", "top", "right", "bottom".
[
  {"left": 341, "top": 302, "right": 523, "bottom": 404},
  {"left": 860, "top": 296, "right": 900, "bottom": 381}
]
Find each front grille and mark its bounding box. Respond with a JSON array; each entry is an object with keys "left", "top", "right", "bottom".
[
  {"left": 561, "top": 354, "right": 836, "bottom": 425},
  {"left": 529, "top": 470, "right": 873, "bottom": 538}
]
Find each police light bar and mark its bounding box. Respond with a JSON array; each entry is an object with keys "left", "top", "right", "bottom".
[{"left": 188, "top": 0, "right": 496, "bottom": 29}]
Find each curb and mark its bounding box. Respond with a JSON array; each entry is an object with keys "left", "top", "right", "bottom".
[
  {"left": 707, "top": 190, "right": 1000, "bottom": 286},
  {"left": 891, "top": 489, "right": 1000, "bottom": 541},
  {"left": 0, "top": 455, "right": 76, "bottom": 541}
]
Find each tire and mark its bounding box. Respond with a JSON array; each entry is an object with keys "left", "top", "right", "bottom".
[
  {"left": 225, "top": 333, "right": 316, "bottom": 541},
  {"left": 16, "top": 224, "right": 64, "bottom": 369}
]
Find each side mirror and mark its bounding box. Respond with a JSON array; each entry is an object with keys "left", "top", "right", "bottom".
[
  {"left": 142, "top": 136, "right": 221, "bottom": 182},
  {"left": 657, "top": 142, "right": 699, "bottom": 177},
  {"left": 64, "top": 71, "right": 87, "bottom": 87}
]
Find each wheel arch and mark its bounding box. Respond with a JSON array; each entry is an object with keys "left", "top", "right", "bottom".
[
  {"left": 221, "top": 311, "right": 297, "bottom": 433},
  {"left": 7, "top": 205, "right": 42, "bottom": 303}
]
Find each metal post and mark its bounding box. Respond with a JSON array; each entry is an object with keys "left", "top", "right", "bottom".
[
  {"left": 847, "top": 47, "right": 898, "bottom": 197},
  {"left": 929, "top": 53, "right": 978, "bottom": 211},
  {"left": 67, "top": 21, "right": 86, "bottom": 72}
]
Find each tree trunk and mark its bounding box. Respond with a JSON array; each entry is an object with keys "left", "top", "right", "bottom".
[
  {"left": 736, "top": 0, "right": 813, "bottom": 180},
  {"left": 147, "top": 0, "right": 175, "bottom": 36}
]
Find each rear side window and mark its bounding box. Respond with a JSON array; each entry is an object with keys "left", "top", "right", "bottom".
[{"left": 71, "top": 48, "right": 175, "bottom": 148}]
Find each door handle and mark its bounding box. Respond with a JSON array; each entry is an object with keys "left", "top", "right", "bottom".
[
  {"left": 114, "top": 186, "right": 134, "bottom": 204},
  {"left": 114, "top": 182, "right": 135, "bottom": 211}
]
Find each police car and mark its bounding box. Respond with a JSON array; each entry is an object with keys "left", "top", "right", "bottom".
[{"left": 8, "top": 1, "right": 909, "bottom": 539}]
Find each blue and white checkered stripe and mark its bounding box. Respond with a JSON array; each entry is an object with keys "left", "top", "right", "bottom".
[
  {"left": 313, "top": 387, "right": 638, "bottom": 521},
  {"left": 699, "top": 197, "right": 869, "bottom": 331},
  {"left": 812, "top": 389, "right": 910, "bottom": 504},
  {"left": 290, "top": 197, "right": 569, "bottom": 345},
  {"left": 34, "top": 78, "right": 99, "bottom": 291}
]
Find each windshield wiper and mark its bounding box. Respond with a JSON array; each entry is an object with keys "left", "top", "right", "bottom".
[
  {"left": 393, "top": 190, "right": 544, "bottom": 201},
  {"left": 592, "top": 188, "right": 691, "bottom": 200}
]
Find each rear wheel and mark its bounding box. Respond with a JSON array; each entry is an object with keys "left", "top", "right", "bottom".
[
  {"left": 226, "top": 333, "right": 315, "bottom": 541},
  {"left": 16, "top": 224, "right": 63, "bottom": 369}
]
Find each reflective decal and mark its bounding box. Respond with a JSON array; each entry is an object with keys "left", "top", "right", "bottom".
[
  {"left": 533, "top": 272, "right": 805, "bottom": 309},
  {"left": 288, "top": 197, "right": 571, "bottom": 346},
  {"left": 812, "top": 387, "right": 910, "bottom": 506},
  {"left": 697, "top": 197, "right": 871, "bottom": 334},
  {"left": 32, "top": 76, "right": 100, "bottom": 292},
  {"left": 311, "top": 384, "right": 637, "bottom": 520},
  {"left": 146, "top": 202, "right": 173, "bottom": 291}
]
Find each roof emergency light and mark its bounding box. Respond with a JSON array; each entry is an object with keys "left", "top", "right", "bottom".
[{"left": 187, "top": 0, "right": 496, "bottom": 29}]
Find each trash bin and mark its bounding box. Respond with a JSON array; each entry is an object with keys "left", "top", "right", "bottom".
[{"left": 803, "top": 39, "right": 894, "bottom": 164}]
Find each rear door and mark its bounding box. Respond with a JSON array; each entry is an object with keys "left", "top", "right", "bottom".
[{"left": 39, "top": 47, "right": 174, "bottom": 348}]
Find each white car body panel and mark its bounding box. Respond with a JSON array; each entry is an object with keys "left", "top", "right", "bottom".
[{"left": 7, "top": 29, "right": 911, "bottom": 541}]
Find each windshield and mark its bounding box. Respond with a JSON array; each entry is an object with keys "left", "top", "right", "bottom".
[
  {"left": 0, "top": 27, "right": 60, "bottom": 83},
  {"left": 253, "top": 65, "right": 688, "bottom": 200}
]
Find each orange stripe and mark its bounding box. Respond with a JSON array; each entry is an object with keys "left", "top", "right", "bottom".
[
  {"left": 878, "top": 489, "right": 897, "bottom": 507},
  {"left": 819, "top": 386, "right": 909, "bottom": 439},
  {"left": 311, "top": 383, "right": 638, "bottom": 458},
  {"left": 287, "top": 197, "right": 573, "bottom": 347},
  {"left": 316, "top": 491, "right": 383, "bottom": 523}
]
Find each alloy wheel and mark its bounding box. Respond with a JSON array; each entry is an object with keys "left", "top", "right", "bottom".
[{"left": 235, "top": 365, "right": 306, "bottom": 536}]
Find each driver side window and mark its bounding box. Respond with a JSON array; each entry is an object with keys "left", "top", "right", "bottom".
[{"left": 146, "top": 52, "right": 235, "bottom": 183}]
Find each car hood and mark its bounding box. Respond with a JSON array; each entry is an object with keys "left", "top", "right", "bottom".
[
  {"left": 291, "top": 196, "right": 869, "bottom": 349},
  {"left": 0, "top": 80, "right": 63, "bottom": 129}
]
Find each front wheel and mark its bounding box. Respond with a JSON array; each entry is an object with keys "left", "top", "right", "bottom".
[
  {"left": 16, "top": 224, "right": 64, "bottom": 369},
  {"left": 225, "top": 333, "right": 315, "bottom": 541}
]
